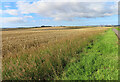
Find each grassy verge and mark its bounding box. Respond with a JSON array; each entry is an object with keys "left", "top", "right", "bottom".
[
  {"left": 61, "top": 29, "right": 118, "bottom": 80},
  {"left": 2, "top": 28, "right": 107, "bottom": 80},
  {"left": 115, "top": 27, "right": 120, "bottom": 31}
]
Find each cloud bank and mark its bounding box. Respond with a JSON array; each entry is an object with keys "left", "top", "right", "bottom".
[
  {"left": 16, "top": 1, "right": 117, "bottom": 21},
  {"left": 1, "top": 0, "right": 119, "bottom": 2},
  {"left": 0, "top": 0, "right": 118, "bottom": 26}
]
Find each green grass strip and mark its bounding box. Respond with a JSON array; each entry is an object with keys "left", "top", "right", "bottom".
[
  {"left": 115, "top": 27, "right": 120, "bottom": 31},
  {"left": 61, "top": 29, "right": 118, "bottom": 80}
]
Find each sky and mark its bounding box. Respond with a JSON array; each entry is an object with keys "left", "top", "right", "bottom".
[{"left": 0, "top": 0, "right": 119, "bottom": 28}]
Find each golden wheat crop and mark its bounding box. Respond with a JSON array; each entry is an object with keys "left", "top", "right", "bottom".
[{"left": 2, "top": 26, "right": 109, "bottom": 80}]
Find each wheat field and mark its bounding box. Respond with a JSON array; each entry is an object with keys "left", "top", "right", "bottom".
[{"left": 2, "top": 26, "right": 109, "bottom": 80}]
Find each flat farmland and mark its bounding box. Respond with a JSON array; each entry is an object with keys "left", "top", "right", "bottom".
[
  {"left": 2, "top": 27, "right": 108, "bottom": 57},
  {"left": 2, "top": 27, "right": 113, "bottom": 80}
]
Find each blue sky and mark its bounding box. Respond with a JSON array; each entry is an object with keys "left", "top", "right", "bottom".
[{"left": 0, "top": 1, "right": 118, "bottom": 28}]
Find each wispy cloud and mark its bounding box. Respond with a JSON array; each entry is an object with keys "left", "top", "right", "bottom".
[
  {"left": 24, "top": 15, "right": 33, "bottom": 18},
  {"left": 3, "top": 9, "right": 18, "bottom": 15},
  {"left": 0, "top": 10, "right": 2, "bottom": 14},
  {"left": 4, "top": 5, "right": 11, "bottom": 8},
  {"left": 1, "top": 17, "right": 25, "bottom": 23}
]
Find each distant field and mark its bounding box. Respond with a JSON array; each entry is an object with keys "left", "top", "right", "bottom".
[
  {"left": 2, "top": 26, "right": 112, "bottom": 80},
  {"left": 2, "top": 26, "right": 110, "bottom": 31},
  {"left": 2, "top": 26, "right": 109, "bottom": 57}
]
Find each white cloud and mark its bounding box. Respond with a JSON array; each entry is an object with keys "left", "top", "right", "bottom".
[
  {"left": 0, "top": 15, "right": 34, "bottom": 24},
  {"left": 16, "top": 1, "right": 118, "bottom": 21},
  {"left": 3, "top": 9, "right": 18, "bottom": 15},
  {"left": 0, "top": 10, "right": 2, "bottom": 14},
  {"left": 4, "top": 5, "right": 11, "bottom": 8},
  {"left": 1, "top": 17, "right": 26, "bottom": 23},
  {"left": 24, "top": 15, "right": 33, "bottom": 18}
]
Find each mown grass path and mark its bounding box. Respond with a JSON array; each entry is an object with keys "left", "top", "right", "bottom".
[{"left": 61, "top": 29, "right": 118, "bottom": 80}]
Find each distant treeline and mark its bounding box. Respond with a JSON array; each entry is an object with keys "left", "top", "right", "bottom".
[
  {"left": 2, "top": 26, "right": 52, "bottom": 31},
  {"left": 41, "top": 25, "right": 52, "bottom": 27},
  {"left": 2, "top": 25, "right": 119, "bottom": 31}
]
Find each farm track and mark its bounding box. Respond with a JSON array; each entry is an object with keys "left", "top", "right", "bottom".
[{"left": 112, "top": 28, "right": 120, "bottom": 40}]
